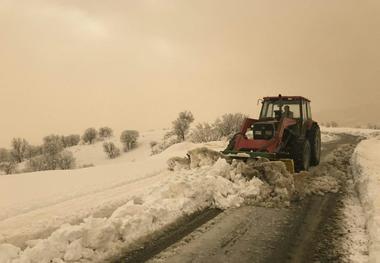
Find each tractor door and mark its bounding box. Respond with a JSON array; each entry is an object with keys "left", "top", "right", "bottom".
[{"left": 301, "top": 100, "right": 313, "bottom": 137}]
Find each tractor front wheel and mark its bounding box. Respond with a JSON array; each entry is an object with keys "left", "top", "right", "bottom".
[{"left": 290, "top": 139, "right": 311, "bottom": 172}]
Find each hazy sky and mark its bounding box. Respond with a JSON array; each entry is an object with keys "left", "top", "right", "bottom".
[{"left": 1, "top": 0, "right": 379, "bottom": 146}]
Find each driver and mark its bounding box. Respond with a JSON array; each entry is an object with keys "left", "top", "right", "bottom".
[{"left": 283, "top": 105, "right": 293, "bottom": 118}]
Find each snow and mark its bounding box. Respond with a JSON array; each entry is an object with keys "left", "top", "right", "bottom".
[
  {"left": 351, "top": 138, "right": 380, "bottom": 262},
  {"left": 0, "top": 132, "right": 303, "bottom": 263},
  {"left": 0, "top": 132, "right": 233, "bottom": 262},
  {"left": 0, "top": 155, "right": 265, "bottom": 262},
  {"left": 321, "top": 132, "right": 339, "bottom": 143},
  {"left": 1, "top": 126, "right": 378, "bottom": 262},
  {"left": 321, "top": 126, "right": 380, "bottom": 139},
  {"left": 68, "top": 129, "right": 166, "bottom": 167},
  {"left": 342, "top": 189, "right": 369, "bottom": 263}
]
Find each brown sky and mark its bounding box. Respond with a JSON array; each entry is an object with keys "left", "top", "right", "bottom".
[{"left": 1, "top": 0, "right": 379, "bottom": 146}]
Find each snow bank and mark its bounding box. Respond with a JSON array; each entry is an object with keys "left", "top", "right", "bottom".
[
  {"left": 293, "top": 144, "right": 356, "bottom": 199},
  {"left": 352, "top": 138, "right": 380, "bottom": 262},
  {"left": 341, "top": 187, "right": 369, "bottom": 263}
]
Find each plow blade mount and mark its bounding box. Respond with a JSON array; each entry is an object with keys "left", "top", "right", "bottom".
[{"left": 222, "top": 150, "right": 295, "bottom": 174}]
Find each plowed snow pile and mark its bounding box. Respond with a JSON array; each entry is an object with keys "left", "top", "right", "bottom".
[{"left": 293, "top": 144, "right": 356, "bottom": 199}]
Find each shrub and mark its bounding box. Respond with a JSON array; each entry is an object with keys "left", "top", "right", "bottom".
[
  {"left": 325, "top": 121, "right": 339, "bottom": 128},
  {"left": 25, "top": 135, "right": 76, "bottom": 172},
  {"left": 99, "top": 127, "right": 113, "bottom": 139},
  {"left": 214, "top": 113, "right": 247, "bottom": 139},
  {"left": 367, "top": 123, "right": 380, "bottom": 130},
  {"left": 120, "top": 130, "right": 139, "bottom": 152},
  {"left": 26, "top": 150, "right": 75, "bottom": 172},
  {"left": 190, "top": 123, "right": 220, "bottom": 143},
  {"left": 103, "top": 142, "right": 121, "bottom": 159},
  {"left": 167, "top": 111, "right": 194, "bottom": 142},
  {"left": 25, "top": 155, "right": 48, "bottom": 172},
  {"left": 57, "top": 151, "right": 76, "bottom": 169},
  {"left": 62, "top": 135, "right": 81, "bottom": 147},
  {"left": 150, "top": 141, "right": 158, "bottom": 148},
  {"left": 10, "top": 138, "right": 29, "bottom": 163},
  {"left": 24, "top": 145, "right": 43, "bottom": 160},
  {"left": 82, "top": 128, "right": 97, "bottom": 144},
  {"left": 42, "top": 135, "right": 64, "bottom": 156},
  {"left": 150, "top": 137, "right": 180, "bottom": 155},
  {"left": 0, "top": 161, "right": 16, "bottom": 175},
  {"left": 0, "top": 148, "right": 11, "bottom": 162}
]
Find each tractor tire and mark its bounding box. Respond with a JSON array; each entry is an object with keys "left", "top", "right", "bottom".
[
  {"left": 290, "top": 139, "right": 311, "bottom": 172},
  {"left": 308, "top": 124, "right": 321, "bottom": 166}
]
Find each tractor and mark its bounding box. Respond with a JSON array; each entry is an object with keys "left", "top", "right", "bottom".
[{"left": 222, "top": 95, "right": 321, "bottom": 173}]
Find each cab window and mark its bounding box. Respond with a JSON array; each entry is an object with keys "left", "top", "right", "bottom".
[
  {"left": 260, "top": 101, "right": 301, "bottom": 119},
  {"left": 307, "top": 102, "right": 312, "bottom": 119},
  {"left": 302, "top": 101, "right": 308, "bottom": 120}
]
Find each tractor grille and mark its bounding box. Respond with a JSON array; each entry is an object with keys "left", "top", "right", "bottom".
[{"left": 252, "top": 122, "right": 275, "bottom": 140}]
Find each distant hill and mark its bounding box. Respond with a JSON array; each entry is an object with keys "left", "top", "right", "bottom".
[{"left": 314, "top": 103, "right": 380, "bottom": 128}]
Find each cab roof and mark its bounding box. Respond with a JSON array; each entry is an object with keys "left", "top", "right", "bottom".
[{"left": 263, "top": 96, "right": 310, "bottom": 102}]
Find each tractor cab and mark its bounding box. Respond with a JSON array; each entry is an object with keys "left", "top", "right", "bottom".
[{"left": 223, "top": 95, "right": 321, "bottom": 172}]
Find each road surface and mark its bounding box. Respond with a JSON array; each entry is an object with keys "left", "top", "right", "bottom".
[{"left": 116, "top": 134, "right": 360, "bottom": 263}]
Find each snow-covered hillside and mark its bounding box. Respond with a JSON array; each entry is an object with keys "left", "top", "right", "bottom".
[{"left": 69, "top": 129, "right": 165, "bottom": 167}]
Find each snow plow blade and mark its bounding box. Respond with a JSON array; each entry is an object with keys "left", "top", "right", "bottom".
[{"left": 221, "top": 150, "right": 295, "bottom": 174}]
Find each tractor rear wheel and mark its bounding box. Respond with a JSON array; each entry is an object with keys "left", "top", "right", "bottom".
[
  {"left": 308, "top": 124, "right": 321, "bottom": 166},
  {"left": 290, "top": 139, "right": 311, "bottom": 172}
]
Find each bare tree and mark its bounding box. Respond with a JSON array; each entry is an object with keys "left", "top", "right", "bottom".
[
  {"left": 190, "top": 123, "right": 220, "bottom": 143},
  {"left": 10, "top": 138, "right": 29, "bottom": 163},
  {"left": 120, "top": 130, "right": 139, "bottom": 151},
  {"left": 82, "top": 128, "right": 98, "bottom": 144},
  {"left": 25, "top": 145, "right": 43, "bottom": 160},
  {"left": 99, "top": 127, "right": 113, "bottom": 139},
  {"left": 214, "top": 113, "right": 247, "bottom": 139},
  {"left": 167, "top": 111, "right": 194, "bottom": 142},
  {"left": 62, "top": 135, "right": 81, "bottom": 147}
]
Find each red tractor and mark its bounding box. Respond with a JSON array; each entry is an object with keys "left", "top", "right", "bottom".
[{"left": 222, "top": 95, "right": 321, "bottom": 172}]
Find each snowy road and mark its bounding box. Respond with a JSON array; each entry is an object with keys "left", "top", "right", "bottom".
[{"left": 119, "top": 134, "right": 362, "bottom": 263}]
